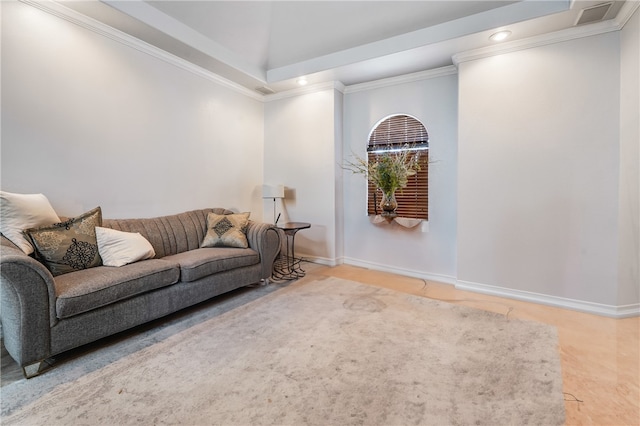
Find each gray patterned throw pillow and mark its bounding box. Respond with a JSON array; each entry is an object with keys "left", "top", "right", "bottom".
[{"left": 25, "top": 206, "right": 103, "bottom": 276}]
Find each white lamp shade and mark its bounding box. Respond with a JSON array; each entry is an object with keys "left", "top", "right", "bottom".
[{"left": 262, "top": 184, "right": 285, "bottom": 199}]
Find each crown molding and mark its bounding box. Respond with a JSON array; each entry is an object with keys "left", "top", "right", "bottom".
[
  {"left": 264, "top": 81, "right": 345, "bottom": 102},
  {"left": 262, "top": 65, "right": 457, "bottom": 100},
  {"left": 453, "top": 17, "right": 625, "bottom": 66},
  {"left": 615, "top": 0, "right": 640, "bottom": 27},
  {"left": 19, "top": 0, "right": 264, "bottom": 101},
  {"left": 344, "top": 66, "right": 458, "bottom": 94},
  {"left": 21, "top": 0, "right": 638, "bottom": 102}
]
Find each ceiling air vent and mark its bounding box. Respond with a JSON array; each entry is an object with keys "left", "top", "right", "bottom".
[
  {"left": 255, "top": 86, "right": 275, "bottom": 95},
  {"left": 575, "top": 2, "right": 612, "bottom": 26}
]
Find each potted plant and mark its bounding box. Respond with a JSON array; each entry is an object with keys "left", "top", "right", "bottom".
[{"left": 343, "top": 145, "right": 421, "bottom": 216}]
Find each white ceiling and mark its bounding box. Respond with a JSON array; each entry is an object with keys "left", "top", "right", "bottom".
[
  {"left": 145, "top": 1, "right": 518, "bottom": 70},
  {"left": 62, "top": 0, "right": 628, "bottom": 94}
]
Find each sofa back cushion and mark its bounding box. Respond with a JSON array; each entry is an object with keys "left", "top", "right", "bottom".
[{"left": 102, "top": 208, "right": 232, "bottom": 258}]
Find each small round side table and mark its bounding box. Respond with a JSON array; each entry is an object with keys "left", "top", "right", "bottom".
[{"left": 272, "top": 222, "right": 311, "bottom": 280}]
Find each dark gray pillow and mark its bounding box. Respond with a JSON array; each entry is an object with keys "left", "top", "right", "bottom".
[{"left": 25, "top": 206, "right": 103, "bottom": 276}]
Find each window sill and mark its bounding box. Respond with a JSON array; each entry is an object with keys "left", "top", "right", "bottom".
[{"left": 370, "top": 215, "right": 426, "bottom": 229}]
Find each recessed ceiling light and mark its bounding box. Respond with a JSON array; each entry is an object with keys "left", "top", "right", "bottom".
[
  {"left": 489, "top": 30, "right": 512, "bottom": 42},
  {"left": 297, "top": 77, "right": 308, "bottom": 86}
]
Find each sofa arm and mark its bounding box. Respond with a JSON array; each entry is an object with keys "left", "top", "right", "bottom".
[
  {"left": 0, "top": 243, "right": 57, "bottom": 367},
  {"left": 245, "top": 221, "right": 280, "bottom": 280}
]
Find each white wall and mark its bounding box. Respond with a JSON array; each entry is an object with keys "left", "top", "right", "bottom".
[
  {"left": 1, "top": 1, "right": 264, "bottom": 220},
  {"left": 457, "top": 32, "right": 622, "bottom": 308},
  {"left": 264, "top": 87, "right": 342, "bottom": 263},
  {"left": 618, "top": 7, "right": 640, "bottom": 306},
  {"left": 343, "top": 72, "right": 458, "bottom": 282},
  {"left": 3, "top": 1, "right": 636, "bottom": 315}
]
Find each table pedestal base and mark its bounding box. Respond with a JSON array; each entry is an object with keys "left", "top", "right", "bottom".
[{"left": 272, "top": 256, "right": 306, "bottom": 280}]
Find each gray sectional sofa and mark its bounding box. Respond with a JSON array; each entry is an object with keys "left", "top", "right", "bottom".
[{"left": 0, "top": 208, "right": 280, "bottom": 378}]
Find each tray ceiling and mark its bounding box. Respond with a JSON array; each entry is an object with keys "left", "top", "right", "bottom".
[{"left": 59, "top": 1, "right": 628, "bottom": 94}]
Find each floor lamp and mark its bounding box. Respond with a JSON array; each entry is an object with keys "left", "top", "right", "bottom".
[{"left": 262, "top": 184, "right": 285, "bottom": 224}]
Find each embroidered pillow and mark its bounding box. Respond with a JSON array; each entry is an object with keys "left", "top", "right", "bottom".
[
  {"left": 0, "top": 191, "right": 60, "bottom": 255},
  {"left": 201, "top": 212, "right": 250, "bottom": 249},
  {"left": 25, "top": 207, "right": 103, "bottom": 276},
  {"left": 96, "top": 226, "right": 155, "bottom": 267}
]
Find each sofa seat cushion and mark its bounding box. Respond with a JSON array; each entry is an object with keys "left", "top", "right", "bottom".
[
  {"left": 163, "top": 247, "right": 259, "bottom": 283},
  {"left": 54, "top": 259, "right": 180, "bottom": 319}
]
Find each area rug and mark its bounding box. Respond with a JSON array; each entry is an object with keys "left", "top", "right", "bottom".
[{"left": 1, "top": 277, "right": 565, "bottom": 425}]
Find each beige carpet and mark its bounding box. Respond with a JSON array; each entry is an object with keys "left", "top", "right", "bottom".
[{"left": 1, "top": 276, "right": 565, "bottom": 425}]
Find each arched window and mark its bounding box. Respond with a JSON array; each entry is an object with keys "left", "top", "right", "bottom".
[{"left": 367, "top": 115, "right": 429, "bottom": 220}]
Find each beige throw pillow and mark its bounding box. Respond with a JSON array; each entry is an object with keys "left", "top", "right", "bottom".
[
  {"left": 25, "top": 207, "right": 103, "bottom": 276},
  {"left": 201, "top": 212, "right": 250, "bottom": 249},
  {"left": 96, "top": 226, "right": 155, "bottom": 267},
  {"left": 0, "top": 191, "right": 60, "bottom": 255}
]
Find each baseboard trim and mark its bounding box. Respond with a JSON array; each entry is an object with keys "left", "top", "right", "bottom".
[
  {"left": 299, "top": 255, "right": 340, "bottom": 267},
  {"left": 456, "top": 280, "right": 640, "bottom": 319},
  {"left": 301, "top": 255, "right": 639, "bottom": 318},
  {"left": 341, "top": 257, "right": 457, "bottom": 285}
]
